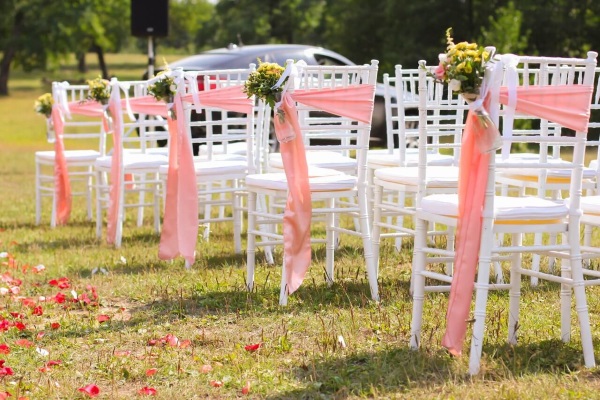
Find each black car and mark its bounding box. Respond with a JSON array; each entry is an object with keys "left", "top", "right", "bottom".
[{"left": 154, "top": 44, "right": 390, "bottom": 147}]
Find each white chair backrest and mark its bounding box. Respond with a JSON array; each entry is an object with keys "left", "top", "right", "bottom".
[
  {"left": 290, "top": 60, "right": 379, "bottom": 177},
  {"left": 115, "top": 79, "right": 170, "bottom": 153},
  {"left": 182, "top": 66, "right": 258, "bottom": 174},
  {"left": 495, "top": 53, "right": 597, "bottom": 203},
  {"left": 52, "top": 82, "right": 106, "bottom": 155}
]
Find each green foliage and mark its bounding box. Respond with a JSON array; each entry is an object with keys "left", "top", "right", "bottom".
[{"left": 479, "top": 1, "right": 529, "bottom": 55}]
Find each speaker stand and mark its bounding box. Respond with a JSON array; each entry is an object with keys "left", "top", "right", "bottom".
[{"left": 147, "top": 36, "right": 155, "bottom": 78}]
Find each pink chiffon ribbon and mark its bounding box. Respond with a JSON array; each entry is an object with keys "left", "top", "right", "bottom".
[
  {"left": 50, "top": 106, "right": 71, "bottom": 225},
  {"left": 274, "top": 84, "right": 376, "bottom": 294},
  {"left": 158, "top": 94, "right": 199, "bottom": 265},
  {"left": 106, "top": 91, "right": 124, "bottom": 245},
  {"left": 442, "top": 84, "right": 594, "bottom": 356},
  {"left": 51, "top": 100, "right": 112, "bottom": 225},
  {"left": 158, "top": 84, "right": 253, "bottom": 265}
]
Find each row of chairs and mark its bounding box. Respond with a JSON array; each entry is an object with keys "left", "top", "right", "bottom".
[
  {"left": 370, "top": 52, "right": 600, "bottom": 375},
  {"left": 34, "top": 52, "right": 600, "bottom": 375}
]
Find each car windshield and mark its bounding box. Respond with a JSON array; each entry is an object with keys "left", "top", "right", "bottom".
[{"left": 169, "top": 53, "right": 244, "bottom": 70}]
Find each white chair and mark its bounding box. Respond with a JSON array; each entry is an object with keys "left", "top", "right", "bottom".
[
  {"left": 35, "top": 82, "right": 106, "bottom": 227},
  {"left": 162, "top": 67, "right": 261, "bottom": 254},
  {"left": 409, "top": 52, "right": 597, "bottom": 375},
  {"left": 245, "top": 60, "right": 380, "bottom": 305},
  {"left": 94, "top": 78, "right": 170, "bottom": 247},
  {"left": 371, "top": 68, "right": 466, "bottom": 263}
]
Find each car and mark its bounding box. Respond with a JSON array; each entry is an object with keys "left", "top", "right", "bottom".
[{"left": 152, "top": 44, "right": 391, "bottom": 148}]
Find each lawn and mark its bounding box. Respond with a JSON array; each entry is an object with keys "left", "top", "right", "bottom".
[{"left": 1, "top": 54, "right": 600, "bottom": 399}]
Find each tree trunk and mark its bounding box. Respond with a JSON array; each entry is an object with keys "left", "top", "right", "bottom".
[
  {"left": 77, "top": 52, "right": 87, "bottom": 74},
  {"left": 0, "top": 9, "right": 25, "bottom": 96},
  {"left": 93, "top": 44, "right": 108, "bottom": 79}
]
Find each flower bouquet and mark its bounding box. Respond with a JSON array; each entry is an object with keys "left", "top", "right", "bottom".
[
  {"left": 428, "top": 28, "right": 501, "bottom": 151},
  {"left": 430, "top": 28, "right": 493, "bottom": 99},
  {"left": 86, "top": 77, "right": 111, "bottom": 105},
  {"left": 34, "top": 93, "right": 55, "bottom": 143},
  {"left": 148, "top": 71, "right": 177, "bottom": 119},
  {"left": 243, "top": 60, "right": 292, "bottom": 142},
  {"left": 87, "top": 77, "right": 113, "bottom": 133}
]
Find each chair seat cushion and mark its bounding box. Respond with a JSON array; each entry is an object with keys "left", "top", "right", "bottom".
[
  {"left": 269, "top": 150, "right": 356, "bottom": 170},
  {"left": 421, "top": 193, "right": 568, "bottom": 221},
  {"left": 95, "top": 153, "right": 168, "bottom": 170},
  {"left": 497, "top": 157, "right": 596, "bottom": 180},
  {"left": 368, "top": 151, "right": 454, "bottom": 168},
  {"left": 579, "top": 195, "right": 600, "bottom": 215},
  {"left": 374, "top": 166, "right": 459, "bottom": 188},
  {"left": 36, "top": 150, "right": 100, "bottom": 162},
  {"left": 246, "top": 167, "right": 354, "bottom": 192},
  {"left": 197, "top": 142, "right": 248, "bottom": 156},
  {"left": 157, "top": 159, "right": 248, "bottom": 176}
]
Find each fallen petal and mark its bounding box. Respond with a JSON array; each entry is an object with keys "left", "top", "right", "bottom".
[
  {"left": 138, "top": 387, "right": 157, "bottom": 396},
  {"left": 210, "top": 380, "right": 223, "bottom": 388},
  {"left": 244, "top": 343, "right": 261, "bottom": 352},
  {"left": 78, "top": 384, "right": 100, "bottom": 397}
]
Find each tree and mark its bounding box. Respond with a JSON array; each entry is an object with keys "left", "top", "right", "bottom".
[{"left": 478, "top": 1, "right": 529, "bottom": 55}]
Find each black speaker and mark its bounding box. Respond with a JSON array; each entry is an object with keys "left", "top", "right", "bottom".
[{"left": 131, "top": 0, "right": 169, "bottom": 37}]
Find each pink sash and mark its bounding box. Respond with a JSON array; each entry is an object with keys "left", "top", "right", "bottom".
[
  {"left": 106, "top": 91, "right": 124, "bottom": 245},
  {"left": 442, "top": 84, "right": 594, "bottom": 356},
  {"left": 274, "top": 84, "right": 376, "bottom": 294},
  {"left": 51, "top": 100, "right": 111, "bottom": 225},
  {"left": 51, "top": 106, "right": 71, "bottom": 225},
  {"left": 158, "top": 85, "right": 253, "bottom": 265}
]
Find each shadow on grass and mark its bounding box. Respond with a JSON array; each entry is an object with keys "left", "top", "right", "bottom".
[{"left": 267, "top": 339, "right": 593, "bottom": 399}]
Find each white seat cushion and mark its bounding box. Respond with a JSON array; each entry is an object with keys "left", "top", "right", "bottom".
[
  {"left": 269, "top": 150, "right": 356, "bottom": 170},
  {"left": 368, "top": 151, "right": 454, "bottom": 168},
  {"left": 36, "top": 150, "right": 100, "bottom": 162},
  {"left": 157, "top": 159, "right": 248, "bottom": 176},
  {"left": 580, "top": 195, "right": 600, "bottom": 215},
  {"left": 123, "top": 147, "right": 169, "bottom": 157},
  {"left": 421, "top": 193, "right": 568, "bottom": 220},
  {"left": 95, "top": 153, "right": 168, "bottom": 170},
  {"left": 194, "top": 154, "right": 246, "bottom": 162},
  {"left": 197, "top": 142, "right": 248, "bottom": 156},
  {"left": 246, "top": 167, "right": 354, "bottom": 192},
  {"left": 374, "top": 166, "right": 459, "bottom": 188}
]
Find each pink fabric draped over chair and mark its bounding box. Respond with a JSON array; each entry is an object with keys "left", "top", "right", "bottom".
[
  {"left": 51, "top": 100, "right": 111, "bottom": 225},
  {"left": 274, "top": 84, "right": 376, "bottom": 294},
  {"left": 156, "top": 84, "right": 253, "bottom": 265},
  {"left": 442, "top": 83, "right": 594, "bottom": 356},
  {"left": 50, "top": 106, "right": 71, "bottom": 225}
]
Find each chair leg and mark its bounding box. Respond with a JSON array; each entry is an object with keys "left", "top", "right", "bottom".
[
  {"left": 358, "top": 189, "right": 379, "bottom": 302},
  {"left": 325, "top": 198, "right": 335, "bottom": 286},
  {"left": 279, "top": 257, "right": 288, "bottom": 306},
  {"left": 371, "top": 184, "right": 383, "bottom": 278},
  {"left": 86, "top": 166, "right": 93, "bottom": 221},
  {"left": 233, "top": 181, "right": 242, "bottom": 254},
  {"left": 95, "top": 170, "right": 103, "bottom": 239},
  {"left": 508, "top": 233, "right": 522, "bottom": 345},
  {"left": 137, "top": 174, "right": 145, "bottom": 227},
  {"left": 246, "top": 191, "right": 257, "bottom": 292},
  {"left": 560, "top": 253, "right": 572, "bottom": 342},
  {"left": 35, "top": 162, "right": 42, "bottom": 226},
  {"left": 256, "top": 194, "right": 274, "bottom": 265},
  {"left": 409, "top": 217, "right": 428, "bottom": 349},
  {"left": 468, "top": 249, "right": 493, "bottom": 376},
  {"left": 153, "top": 173, "right": 161, "bottom": 233}
]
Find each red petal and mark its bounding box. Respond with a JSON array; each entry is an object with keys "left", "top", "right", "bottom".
[
  {"left": 78, "top": 384, "right": 100, "bottom": 397},
  {"left": 14, "top": 322, "right": 26, "bottom": 331},
  {"left": 0, "top": 344, "right": 10, "bottom": 354},
  {"left": 0, "top": 392, "right": 10, "bottom": 400},
  {"left": 36, "top": 332, "right": 45, "bottom": 340},
  {"left": 15, "top": 339, "right": 33, "bottom": 348},
  {"left": 210, "top": 380, "right": 223, "bottom": 388},
  {"left": 164, "top": 334, "right": 179, "bottom": 347},
  {"left": 241, "top": 381, "right": 251, "bottom": 395},
  {"left": 147, "top": 339, "right": 158, "bottom": 346},
  {"left": 199, "top": 364, "right": 212, "bottom": 373},
  {"left": 178, "top": 339, "right": 191, "bottom": 349},
  {"left": 145, "top": 368, "right": 157, "bottom": 376},
  {"left": 50, "top": 323, "right": 60, "bottom": 330},
  {"left": 138, "top": 387, "right": 157, "bottom": 396},
  {"left": 244, "top": 343, "right": 262, "bottom": 352},
  {"left": 32, "top": 306, "right": 43, "bottom": 316},
  {"left": 46, "top": 360, "right": 61, "bottom": 367},
  {"left": 97, "top": 315, "right": 110, "bottom": 323}
]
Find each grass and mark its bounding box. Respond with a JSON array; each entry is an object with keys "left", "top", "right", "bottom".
[{"left": 2, "top": 53, "right": 600, "bottom": 399}]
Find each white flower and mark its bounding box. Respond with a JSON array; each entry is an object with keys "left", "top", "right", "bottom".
[
  {"left": 0, "top": 252, "right": 7, "bottom": 258},
  {"left": 448, "top": 79, "right": 462, "bottom": 92},
  {"left": 36, "top": 347, "right": 49, "bottom": 357},
  {"left": 438, "top": 53, "right": 447, "bottom": 63}
]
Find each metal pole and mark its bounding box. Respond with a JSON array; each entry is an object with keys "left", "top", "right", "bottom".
[{"left": 147, "top": 36, "right": 155, "bottom": 78}]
